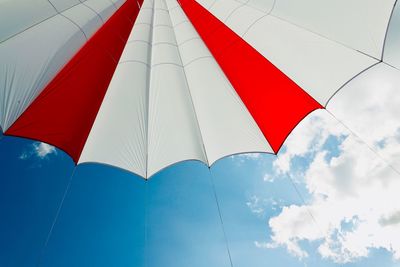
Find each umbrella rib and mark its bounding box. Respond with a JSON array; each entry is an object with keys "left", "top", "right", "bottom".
[
  {"left": 144, "top": 180, "right": 149, "bottom": 267},
  {"left": 35, "top": 166, "right": 77, "bottom": 267},
  {"left": 208, "top": 168, "right": 234, "bottom": 267},
  {"left": 145, "top": 0, "right": 157, "bottom": 179},
  {"left": 326, "top": 109, "right": 400, "bottom": 177}
]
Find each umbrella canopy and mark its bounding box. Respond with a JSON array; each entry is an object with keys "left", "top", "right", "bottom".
[{"left": 1, "top": 0, "right": 399, "bottom": 178}]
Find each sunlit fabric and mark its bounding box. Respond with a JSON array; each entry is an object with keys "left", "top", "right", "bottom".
[{"left": 1, "top": 0, "right": 399, "bottom": 179}]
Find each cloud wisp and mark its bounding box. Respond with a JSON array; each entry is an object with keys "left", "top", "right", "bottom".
[{"left": 19, "top": 142, "right": 57, "bottom": 160}]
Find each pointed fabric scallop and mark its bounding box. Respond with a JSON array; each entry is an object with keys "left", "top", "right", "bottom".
[
  {"left": 2, "top": 0, "right": 400, "bottom": 179},
  {"left": 78, "top": 0, "right": 273, "bottom": 177}
]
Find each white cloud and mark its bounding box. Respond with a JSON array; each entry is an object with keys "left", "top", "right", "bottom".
[
  {"left": 247, "top": 195, "right": 265, "bottom": 215},
  {"left": 272, "top": 110, "right": 344, "bottom": 175},
  {"left": 19, "top": 142, "right": 57, "bottom": 160},
  {"left": 241, "top": 153, "right": 263, "bottom": 159},
  {"left": 19, "top": 151, "right": 29, "bottom": 160},
  {"left": 247, "top": 195, "right": 283, "bottom": 218},
  {"left": 263, "top": 173, "right": 274, "bottom": 182},
  {"left": 259, "top": 65, "right": 400, "bottom": 264},
  {"left": 327, "top": 64, "right": 400, "bottom": 171},
  {"left": 33, "top": 142, "right": 56, "bottom": 158},
  {"left": 230, "top": 153, "right": 263, "bottom": 164}
]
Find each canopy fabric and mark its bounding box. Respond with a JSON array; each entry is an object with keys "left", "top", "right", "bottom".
[
  {"left": 1, "top": 0, "right": 399, "bottom": 178},
  {"left": 0, "top": 0, "right": 125, "bottom": 131}
]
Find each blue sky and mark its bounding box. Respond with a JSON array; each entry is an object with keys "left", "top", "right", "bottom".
[
  {"left": 2, "top": 71, "right": 400, "bottom": 266},
  {"left": 1, "top": 107, "right": 400, "bottom": 267}
]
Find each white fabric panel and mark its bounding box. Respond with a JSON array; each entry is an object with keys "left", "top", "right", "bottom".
[
  {"left": 81, "top": 0, "right": 208, "bottom": 177},
  {"left": 127, "top": 23, "right": 152, "bottom": 42},
  {"left": 0, "top": 0, "right": 57, "bottom": 42},
  {"left": 179, "top": 38, "right": 211, "bottom": 66},
  {"left": 199, "top": 0, "right": 378, "bottom": 106},
  {"left": 183, "top": 58, "right": 273, "bottom": 164},
  {"left": 225, "top": 5, "right": 264, "bottom": 36},
  {"left": 135, "top": 10, "right": 153, "bottom": 23},
  {"left": 246, "top": 0, "right": 274, "bottom": 13},
  {"left": 166, "top": 0, "right": 210, "bottom": 65},
  {"left": 79, "top": 62, "right": 150, "bottom": 177},
  {"left": 243, "top": 16, "right": 377, "bottom": 105},
  {"left": 165, "top": 0, "right": 179, "bottom": 9},
  {"left": 151, "top": 44, "right": 181, "bottom": 66},
  {"left": 0, "top": 0, "right": 120, "bottom": 132},
  {"left": 153, "top": 8, "right": 171, "bottom": 25},
  {"left": 108, "top": 0, "right": 126, "bottom": 8},
  {"left": 147, "top": 64, "right": 207, "bottom": 176},
  {"left": 271, "top": 0, "right": 396, "bottom": 59},
  {"left": 49, "top": 0, "right": 81, "bottom": 12},
  {"left": 169, "top": 7, "right": 189, "bottom": 26},
  {"left": 155, "top": 0, "right": 168, "bottom": 9},
  {"left": 153, "top": 25, "right": 176, "bottom": 45},
  {"left": 174, "top": 23, "right": 199, "bottom": 44},
  {"left": 140, "top": 0, "right": 154, "bottom": 9},
  {"left": 383, "top": 1, "right": 400, "bottom": 69},
  {"left": 81, "top": 0, "right": 273, "bottom": 178},
  {"left": 84, "top": 0, "right": 117, "bottom": 21},
  {"left": 120, "top": 42, "right": 151, "bottom": 64},
  {"left": 209, "top": 0, "right": 243, "bottom": 21},
  {"left": 62, "top": 3, "right": 103, "bottom": 37},
  {"left": 166, "top": 0, "right": 273, "bottom": 164},
  {"left": 0, "top": 15, "right": 86, "bottom": 131},
  {"left": 147, "top": 0, "right": 206, "bottom": 176},
  {"left": 195, "top": 0, "right": 216, "bottom": 9},
  {"left": 121, "top": 1, "right": 153, "bottom": 64},
  {"left": 80, "top": 1, "right": 152, "bottom": 177}
]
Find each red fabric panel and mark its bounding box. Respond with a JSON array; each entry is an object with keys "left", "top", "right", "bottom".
[
  {"left": 6, "top": 0, "right": 143, "bottom": 162},
  {"left": 179, "top": 0, "right": 323, "bottom": 153}
]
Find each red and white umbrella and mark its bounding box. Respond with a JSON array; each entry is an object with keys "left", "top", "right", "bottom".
[{"left": 1, "top": 0, "right": 399, "bottom": 178}]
